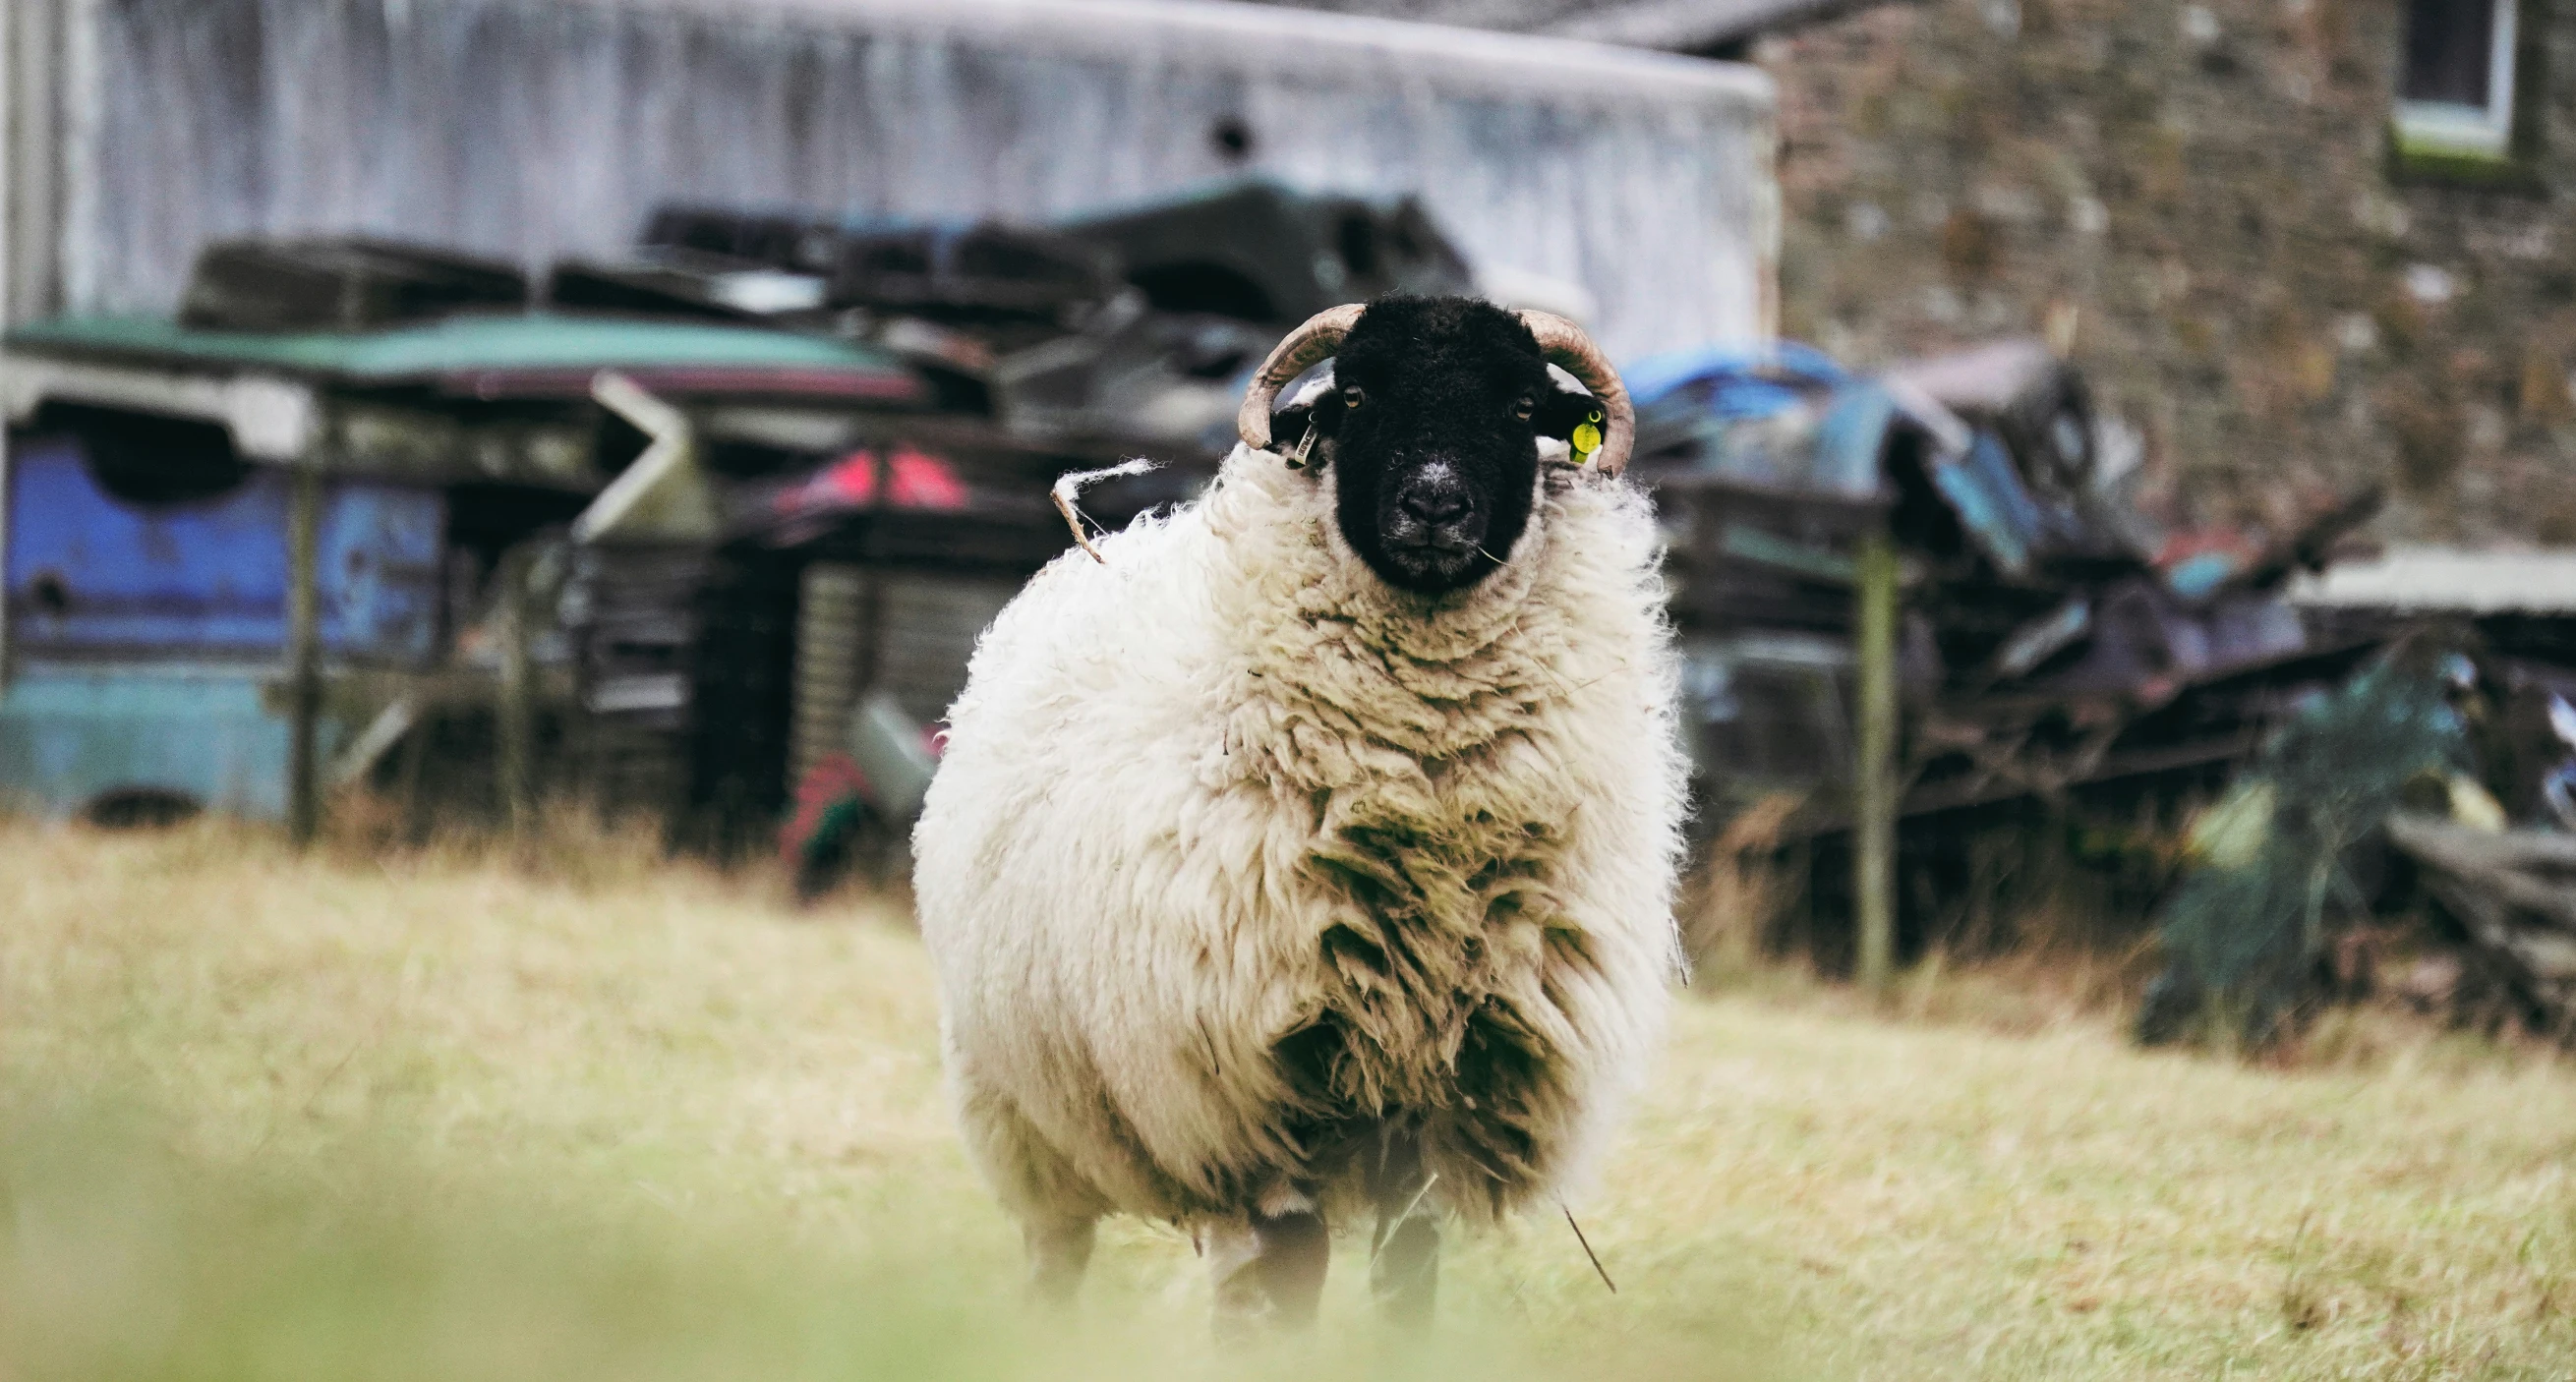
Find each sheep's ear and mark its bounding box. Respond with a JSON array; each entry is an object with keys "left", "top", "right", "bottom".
[
  {"left": 1533, "top": 368, "right": 1602, "bottom": 442},
  {"left": 1267, "top": 361, "right": 1339, "bottom": 458}
]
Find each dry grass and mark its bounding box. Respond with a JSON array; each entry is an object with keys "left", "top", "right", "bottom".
[{"left": 5, "top": 816, "right": 2575, "bottom": 1379}]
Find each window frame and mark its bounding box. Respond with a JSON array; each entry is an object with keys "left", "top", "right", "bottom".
[
  {"left": 2393, "top": 0, "right": 2519, "bottom": 158},
  {"left": 2388, "top": 0, "right": 2547, "bottom": 191}
]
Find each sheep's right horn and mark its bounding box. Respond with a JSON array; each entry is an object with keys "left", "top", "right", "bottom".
[
  {"left": 1237, "top": 304, "right": 1365, "bottom": 453},
  {"left": 1517, "top": 311, "right": 1634, "bottom": 478}
]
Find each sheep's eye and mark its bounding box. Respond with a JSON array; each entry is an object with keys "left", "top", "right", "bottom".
[
  {"left": 1511, "top": 395, "right": 1535, "bottom": 423},
  {"left": 1341, "top": 385, "right": 1366, "bottom": 410}
]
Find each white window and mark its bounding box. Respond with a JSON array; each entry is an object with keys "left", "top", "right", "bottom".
[{"left": 2396, "top": 0, "right": 2520, "bottom": 158}]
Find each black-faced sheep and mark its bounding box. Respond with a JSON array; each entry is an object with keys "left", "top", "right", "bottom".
[{"left": 911, "top": 295, "right": 1686, "bottom": 1332}]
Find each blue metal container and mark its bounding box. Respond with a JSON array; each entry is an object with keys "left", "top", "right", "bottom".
[
  {"left": 0, "top": 432, "right": 439, "bottom": 819},
  {"left": 4, "top": 434, "right": 443, "bottom": 662},
  {"left": 0, "top": 663, "right": 343, "bottom": 821}
]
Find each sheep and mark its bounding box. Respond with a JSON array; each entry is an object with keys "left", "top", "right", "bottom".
[{"left": 910, "top": 295, "right": 1687, "bottom": 1333}]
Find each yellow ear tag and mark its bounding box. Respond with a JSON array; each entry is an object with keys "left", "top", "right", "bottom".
[{"left": 1570, "top": 410, "right": 1605, "bottom": 459}]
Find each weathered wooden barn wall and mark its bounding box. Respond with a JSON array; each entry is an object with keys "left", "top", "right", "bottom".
[{"left": 3, "top": 0, "right": 1776, "bottom": 359}]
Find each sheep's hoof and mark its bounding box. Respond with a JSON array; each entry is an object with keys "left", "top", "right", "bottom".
[
  {"left": 1025, "top": 1217, "right": 1096, "bottom": 1306},
  {"left": 1209, "top": 1210, "right": 1329, "bottom": 1339}
]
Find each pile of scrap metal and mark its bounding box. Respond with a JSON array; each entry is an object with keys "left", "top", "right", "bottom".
[
  {"left": 1629, "top": 333, "right": 2576, "bottom": 1020},
  {"left": 556, "top": 178, "right": 1486, "bottom": 871},
  {"left": 2132, "top": 550, "right": 2576, "bottom": 1048},
  {"left": 0, "top": 179, "right": 1493, "bottom": 859},
  {"left": 2137, "top": 629, "right": 2576, "bottom": 1047},
  {"left": 1629, "top": 336, "right": 2383, "bottom": 848},
  {"left": 555, "top": 178, "right": 1479, "bottom": 456},
  {"left": 0, "top": 241, "right": 974, "bottom": 844},
  {"left": 0, "top": 234, "right": 1171, "bottom": 845}
]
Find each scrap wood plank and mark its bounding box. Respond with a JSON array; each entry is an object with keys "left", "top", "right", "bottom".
[{"left": 2386, "top": 815, "right": 2576, "bottom": 937}]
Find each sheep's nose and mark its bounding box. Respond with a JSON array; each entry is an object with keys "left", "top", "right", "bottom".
[{"left": 1397, "top": 472, "right": 1471, "bottom": 528}]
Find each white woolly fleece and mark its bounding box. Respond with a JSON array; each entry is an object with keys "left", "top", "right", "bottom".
[{"left": 911, "top": 442, "right": 1689, "bottom": 1236}]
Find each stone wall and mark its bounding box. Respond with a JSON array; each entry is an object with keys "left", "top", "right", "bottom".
[{"left": 1754, "top": 0, "right": 2576, "bottom": 545}]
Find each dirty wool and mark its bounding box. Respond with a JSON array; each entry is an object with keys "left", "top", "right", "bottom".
[{"left": 912, "top": 442, "right": 1688, "bottom": 1236}]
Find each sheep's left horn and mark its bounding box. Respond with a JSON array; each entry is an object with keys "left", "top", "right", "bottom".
[
  {"left": 1237, "top": 304, "right": 1365, "bottom": 452},
  {"left": 1518, "top": 310, "right": 1634, "bottom": 478}
]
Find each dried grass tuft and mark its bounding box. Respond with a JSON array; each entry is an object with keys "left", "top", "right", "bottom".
[{"left": 1679, "top": 793, "right": 1802, "bottom": 983}]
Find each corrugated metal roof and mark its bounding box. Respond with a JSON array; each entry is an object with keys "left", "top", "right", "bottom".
[
  {"left": 1240, "top": 0, "right": 1861, "bottom": 51},
  {"left": 631, "top": 0, "right": 1774, "bottom": 102},
  {"left": 1542, "top": 0, "right": 1867, "bottom": 49},
  {"left": 2288, "top": 547, "right": 2576, "bottom": 613}
]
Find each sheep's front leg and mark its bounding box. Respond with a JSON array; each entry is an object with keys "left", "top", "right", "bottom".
[
  {"left": 1025, "top": 1216, "right": 1096, "bottom": 1305},
  {"left": 1207, "top": 1210, "right": 1330, "bottom": 1337},
  {"left": 1368, "top": 1129, "right": 1438, "bottom": 1328}
]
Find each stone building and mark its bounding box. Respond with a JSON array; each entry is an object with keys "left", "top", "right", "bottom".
[{"left": 1263, "top": 0, "right": 2576, "bottom": 547}]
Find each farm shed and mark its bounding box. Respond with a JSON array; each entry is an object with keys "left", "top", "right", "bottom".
[{"left": 0, "top": 0, "right": 1777, "bottom": 360}]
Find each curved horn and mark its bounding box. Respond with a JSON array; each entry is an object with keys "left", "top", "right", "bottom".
[
  {"left": 1518, "top": 310, "right": 1634, "bottom": 478},
  {"left": 1237, "top": 304, "right": 1365, "bottom": 452}
]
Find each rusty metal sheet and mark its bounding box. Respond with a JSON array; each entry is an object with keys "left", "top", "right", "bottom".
[{"left": 4, "top": 433, "right": 443, "bottom": 662}]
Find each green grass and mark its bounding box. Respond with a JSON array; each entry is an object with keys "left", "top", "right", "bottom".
[{"left": 4, "top": 818, "right": 2573, "bottom": 1379}]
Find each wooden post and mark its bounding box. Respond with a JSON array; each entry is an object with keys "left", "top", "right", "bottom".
[
  {"left": 397, "top": 701, "right": 434, "bottom": 844},
  {"left": 284, "top": 458, "right": 324, "bottom": 847},
  {"left": 1852, "top": 531, "right": 1900, "bottom": 995},
  {"left": 496, "top": 545, "right": 538, "bottom": 833}
]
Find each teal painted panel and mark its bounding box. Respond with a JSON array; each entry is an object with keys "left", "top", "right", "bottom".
[
  {"left": 6, "top": 314, "right": 912, "bottom": 381},
  {"left": 0, "top": 664, "right": 347, "bottom": 821}
]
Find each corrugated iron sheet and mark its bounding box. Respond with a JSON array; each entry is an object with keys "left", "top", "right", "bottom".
[{"left": 36, "top": 0, "right": 1771, "bottom": 361}]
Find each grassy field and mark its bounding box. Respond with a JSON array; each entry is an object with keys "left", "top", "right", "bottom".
[{"left": 5, "top": 818, "right": 2574, "bottom": 1380}]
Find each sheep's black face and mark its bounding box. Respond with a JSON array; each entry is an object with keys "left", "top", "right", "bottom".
[{"left": 1312, "top": 297, "right": 1558, "bottom": 596}]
